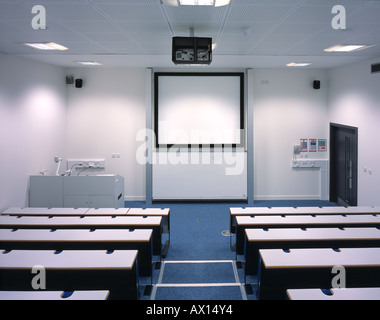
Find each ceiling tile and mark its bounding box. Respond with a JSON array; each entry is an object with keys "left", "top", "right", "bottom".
[
  {"left": 228, "top": 4, "right": 296, "bottom": 23},
  {"left": 0, "top": 0, "right": 378, "bottom": 67},
  {"left": 94, "top": 3, "right": 164, "bottom": 21},
  {"left": 44, "top": 3, "right": 108, "bottom": 21}
]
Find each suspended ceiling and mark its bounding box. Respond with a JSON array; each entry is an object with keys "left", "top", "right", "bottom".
[{"left": 1, "top": 0, "right": 380, "bottom": 68}]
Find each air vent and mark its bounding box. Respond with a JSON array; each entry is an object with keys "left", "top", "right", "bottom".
[{"left": 371, "top": 63, "right": 380, "bottom": 73}]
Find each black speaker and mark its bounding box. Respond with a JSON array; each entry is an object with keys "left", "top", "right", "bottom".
[
  {"left": 66, "top": 75, "right": 74, "bottom": 85},
  {"left": 75, "top": 79, "right": 83, "bottom": 88},
  {"left": 371, "top": 63, "right": 380, "bottom": 73},
  {"left": 313, "top": 80, "right": 320, "bottom": 90}
]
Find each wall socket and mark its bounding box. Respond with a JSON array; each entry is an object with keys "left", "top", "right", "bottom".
[{"left": 67, "top": 159, "right": 105, "bottom": 170}]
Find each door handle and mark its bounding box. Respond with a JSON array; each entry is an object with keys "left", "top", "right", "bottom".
[{"left": 349, "top": 161, "right": 353, "bottom": 190}]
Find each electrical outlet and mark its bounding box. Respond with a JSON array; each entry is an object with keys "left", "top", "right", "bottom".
[{"left": 67, "top": 159, "right": 105, "bottom": 170}]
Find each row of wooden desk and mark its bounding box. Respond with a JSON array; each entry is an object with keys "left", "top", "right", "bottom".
[
  {"left": 0, "top": 207, "right": 170, "bottom": 300},
  {"left": 230, "top": 206, "right": 380, "bottom": 300}
]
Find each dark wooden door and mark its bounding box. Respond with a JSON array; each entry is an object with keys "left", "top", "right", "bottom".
[{"left": 330, "top": 123, "right": 358, "bottom": 206}]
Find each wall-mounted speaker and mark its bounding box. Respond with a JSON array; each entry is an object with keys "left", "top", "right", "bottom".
[
  {"left": 371, "top": 63, "right": 380, "bottom": 73},
  {"left": 75, "top": 79, "right": 83, "bottom": 88},
  {"left": 313, "top": 80, "right": 321, "bottom": 90}
]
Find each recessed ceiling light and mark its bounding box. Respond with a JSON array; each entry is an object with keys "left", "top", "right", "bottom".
[
  {"left": 76, "top": 61, "right": 103, "bottom": 66},
  {"left": 324, "top": 44, "right": 375, "bottom": 52},
  {"left": 180, "top": 0, "right": 213, "bottom": 5},
  {"left": 286, "top": 62, "right": 311, "bottom": 67},
  {"left": 162, "top": 0, "right": 230, "bottom": 6},
  {"left": 214, "top": 0, "right": 231, "bottom": 6},
  {"left": 24, "top": 42, "right": 68, "bottom": 51}
]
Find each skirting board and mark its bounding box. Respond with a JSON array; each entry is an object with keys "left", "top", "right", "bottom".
[
  {"left": 254, "top": 195, "right": 322, "bottom": 201},
  {"left": 124, "top": 195, "right": 146, "bottom": 201},
  {"left": 126, "top": 195, "right": 323, "bottom": 202},
  {"left": 152, "top": 196, "right": 247, "bottom": 201}
]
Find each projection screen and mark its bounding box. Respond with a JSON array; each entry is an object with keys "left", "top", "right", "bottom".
[{"left": 154, "top": 72, "right": 244, "bottom": 147}]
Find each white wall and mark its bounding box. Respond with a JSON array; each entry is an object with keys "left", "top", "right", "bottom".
[
  {"left": 328, "top": 58, "right": 380, "bottom": 206},
  {"left": 252, "top": 69, "right": 329, "bottom": 200},
  {"left": 0, "top": 54, "right": 66, "bottom": 211},
  {"left": 3, "top": 55, "right": 378, "bottom": 206},
  {"left": 65, "top": 68, "right": 147, "bottom": 200},
  {"left": 62, "top": 67, "right": 332, "bottom": 202}
]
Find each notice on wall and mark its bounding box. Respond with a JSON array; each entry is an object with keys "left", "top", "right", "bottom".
[
  {"left": 309, "top": 139, "right": 317, "bottom": 152},
  {"left": 300, "top": 139, "right": 308, "bottom": 152},
  {"left": 318, "top": 139, "right": 327, "bottom": 151}
]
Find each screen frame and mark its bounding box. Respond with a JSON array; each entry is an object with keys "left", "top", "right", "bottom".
[{"left": 154, "top": 72, "right": 245, "bottom": 149}]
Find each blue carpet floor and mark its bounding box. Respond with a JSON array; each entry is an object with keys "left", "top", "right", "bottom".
[{"left": 126, "top": 200, "right": 338, "bottom": 300}]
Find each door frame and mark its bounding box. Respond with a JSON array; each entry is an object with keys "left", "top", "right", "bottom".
[{"left": 329, "top": 123, "right": 358, "bottom": 206}]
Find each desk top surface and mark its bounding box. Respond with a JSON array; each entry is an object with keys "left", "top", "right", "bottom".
[
  {"left": 0, "top": 290, "right": 110, "bottom": 300},
  {"left": 259, "top": 247, "right": 380, "bottom": 268},
  {"left": 2, "top": 207, "right": 171, "bottom": 217},
  {"left": 2, "top": 207, "right": 90, "bottom": 215},
  {"left": 127, "top": 208, "right": 170, "bottom": 216},
  {"left": 85, "top": 208, "right": 130, "bottom": 215},
  {"left": 0, "top": 228, "right": 152, "bottom": 242},
  {"left": 0, "top": 215, "right": 162, "bottom": 226},
  {"left": 236, "top": 214, "right": 380, "bottom": 225},
  {"left": 230, "top": 206, "right": 380, "bottom": 215},
  {"left": 286, "top": 288, "right": 380, "bottom": 300},
  {"left": 0, "top": 249, "right": 138, "bottom": 269},
  {"left": 246, "top": 227, "right": 380, "bottom": 241}
]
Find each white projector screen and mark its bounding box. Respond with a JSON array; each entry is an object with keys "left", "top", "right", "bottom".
[{"left": 154, "top": 73, "right": 244, "bottom": 147}]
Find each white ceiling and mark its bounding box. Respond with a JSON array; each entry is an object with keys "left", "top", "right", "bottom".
[{"left": 1, "top": 0, "right": 380, "bottom": 68}]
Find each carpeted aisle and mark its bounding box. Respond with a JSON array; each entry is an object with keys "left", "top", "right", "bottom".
[{"left": 127, "top": 200, "right": 338, "bottom": 300}]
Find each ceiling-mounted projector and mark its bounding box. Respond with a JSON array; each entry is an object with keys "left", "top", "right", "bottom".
[{"left": 172, "top": 37, "right": 212, "bottom": 65}]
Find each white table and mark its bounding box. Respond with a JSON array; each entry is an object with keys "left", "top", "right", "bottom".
[
  {"left": 229, "top": 206, "right": 380, "bottom": 244},
  {"left": 2, "top": 207, "right": 89, "bottom": 216},
  {"left": 235, "top": 214, "right": 380, "bottom": 254},
  {"left": 0, "top": 228, "right": 153, "bottom": 277},
  {"left": 127, "top": 208, "right": 170, "bottom": 257},
  {"left": 85, "top": 208, "right": 130, "bottom": 215},
  {"left": 287, "top": 287, "right": 380, "bottom": 300},
  {"left": 0, "top": 215, "right": 162, "bottom": 256},
  {"left": 0, "top": 290, "right": 110, "bottom": 300},
  {"left": 0, "top": 249, "right": 138, "bottom": 300},
  {"left": 258, "top": 247, "right": 380, "bottom": 300},
  {"left": 245, "top": 227, "right": 380, "bottom": 275}
]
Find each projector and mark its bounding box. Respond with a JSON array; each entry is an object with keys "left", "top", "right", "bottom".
[{"left": 172, "top": 37, "right": 212, "bottom": 65}]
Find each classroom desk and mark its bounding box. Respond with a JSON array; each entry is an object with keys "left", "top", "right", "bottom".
[
  {"left": 0, "top": 250, "right": 138, "bottom": 300},
  {"left": 85, "top": 208, "right": 130, "bottom": 216},
  {"left": 2, "top": 207, "right": 90, "bottom": 217},
  {"left": 126, "top": 208, "right": 170, "bottom": 257},
  {"left": 126, "top": 208, "right": 170, "bottom": 233},
  {"left": 245, "top": 227, "right": 380, "bottom": 275},
  {"left": 229, "top": 206, "right": 380, "bottom": 241},
  {"left": 0, "top": 290, "right": 110, "bottom": 300},
  {"left": 0, "top": 229, "right": 153, "bottom": 277},
  {"left": 235, "top": 214, "right": 380, "bottom": 255},
  {"left": 2, "top": 207, "right": 170, "bottom": 258},
  {"left": 258, "top": 247, "right": 380, "bottom": 300},
  {"left": 0, "top": 216, "right": 162, "bottom": 256},
  {"left": 286, "top": 287, "right": 380, "bottom": 300},
  {"left": 85, "top": 208, "right": 171, "bottom": 258}
]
